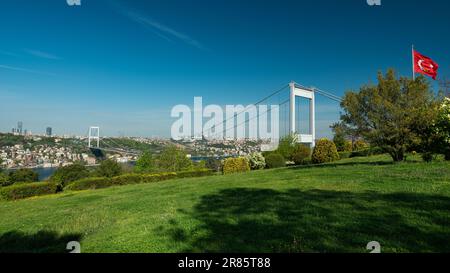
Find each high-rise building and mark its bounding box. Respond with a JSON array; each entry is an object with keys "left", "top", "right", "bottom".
[
  {"left": 46, "top": 127, "right": 52, "bottom": 136},
  {"left": 17, "top": 121, "right": 23, "bottom": 135}
]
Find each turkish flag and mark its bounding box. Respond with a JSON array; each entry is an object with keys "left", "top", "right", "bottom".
[{"left": 413, "top": 50, "right": 439, "bottom": 80}]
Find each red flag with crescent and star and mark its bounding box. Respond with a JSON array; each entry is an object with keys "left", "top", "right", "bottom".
[{"left": 413, "top": 50, "right": 439, "bottom": 80}]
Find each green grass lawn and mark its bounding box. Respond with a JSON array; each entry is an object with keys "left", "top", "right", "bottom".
[{"left": 1, "top": 155, "right": 449, "bottom": 253}]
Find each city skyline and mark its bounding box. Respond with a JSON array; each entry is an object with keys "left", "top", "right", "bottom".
[{"left": 0, "top": 0, "right": 449, "bottom": 138}]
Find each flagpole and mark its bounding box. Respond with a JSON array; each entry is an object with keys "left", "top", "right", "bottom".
[{"left": 412, "top": 45, "right": 415, "bottom": 80}]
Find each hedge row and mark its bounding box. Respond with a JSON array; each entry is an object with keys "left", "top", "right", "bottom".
[
  {"left": 65, "top": 169, "right": 213, "bottom": 191},
  {"left": 0, "top": 182, "right": 57, "bottom": 201}
]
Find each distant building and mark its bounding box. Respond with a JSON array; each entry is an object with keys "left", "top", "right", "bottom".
[
  {"left": 17, "top": 121, "right": 23, "bottom": 135},
  {"left": 46, "top": 127, "right": 52, "bottom": 136}
]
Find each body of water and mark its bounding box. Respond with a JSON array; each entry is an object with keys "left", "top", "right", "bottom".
[{"left": 34, "top": 167, "right": 59, "bottom": 181}]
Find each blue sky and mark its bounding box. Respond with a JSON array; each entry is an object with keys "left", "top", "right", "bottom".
[{"left": 0, "top": 0, "right": 449, "bottom": 138}]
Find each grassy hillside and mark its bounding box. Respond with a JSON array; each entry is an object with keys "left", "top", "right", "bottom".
[{"left": 0, "top": 155, "right": 449, "bottom": 253}]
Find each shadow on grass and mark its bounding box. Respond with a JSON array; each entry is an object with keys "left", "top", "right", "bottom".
[
  {"left": 0, "top": 230, "right": 82, "bottom": 253},
  {"left": 159, "top": 188, "right": 450, "bottom": 253}
]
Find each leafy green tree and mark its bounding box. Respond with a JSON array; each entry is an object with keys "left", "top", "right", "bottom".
[
  {"left": 340, "top": 69, "right": 438, "bottom": 162},
  {"left": 291, "top": 144, "right": 311, "bottom": 165},
  {"left": 331, "top": 122, "right": 348, "bottom": 152},
  {"left": 50, "top": 162, "right": 90, "bottom": 190},
  {"left": 134, "top": 151, "right": 156, "bottom": 173},
  {"left": 435, "top": 98, "right": 450, "bottom": 160},
  {"left": 0, "top": 172, "right": 11, "bottom": 187},
  {"left": 8, "top": 168, "right": 39, "bottom": 183},
  {"left": 193, "top": 160, "right": 207, "bottom": 170},
  {"left": 156, "top": 145, "right": 193, "bottom": 172},
  {"left": 95, "top": 159, "right": 123, "bottom": 178},
  {"left": 276, "top": 133, "right": 298, "bottom": 160}
]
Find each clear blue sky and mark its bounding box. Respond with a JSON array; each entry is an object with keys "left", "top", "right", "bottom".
[{"left": 0, "top": 0, "right": 449, "bottom": 138}]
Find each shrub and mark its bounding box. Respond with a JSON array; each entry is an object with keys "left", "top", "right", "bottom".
[
  {"left": 311, "top": 138, "right": 339, "bottom": 164},
  {"left": 64, "top": 177, "right": 113, "bottom": 191},
  {"left": 65, "top": 169, "right": 213, "bottom": 191},
  {"left": 193, "top": 160, "right": 206, "bottom": 170},
  {"left": 223, "top": 157, "right": 250, "bottom": 174},
  {"left": 205, "top": 158, "right": 223, "bottom": 172},
  {"left": 353, "top": 139, "right": 369, "bottom": 151},
  {"left": 344, "top": 141, "right": 353, "bottom": 152},
  {"left": 246, "top": 152, "right": 266, "bottom": 170},
  {"left": 265, "top": 153, "right": 286, "bottom": 169},
  {"left": 0, "top": 182, "right": 57, "bottom": 201},
  {"left": 95, "top": 159, "right": 123, "bottom": 178},
  {"left": 175, "top": 169, "right": 213, "bottom": 178},
  {"left": 8, "top": 169, "right": 39, "bottom": 183},
  {"left": 291, "top": 144, "right": 311, "bottom": 165},
  {"left": 338, "top": 151, "right": 352, "bottom": 159},
  {"left": 422, "top": 152, "right": 434, "bottom": 163},
  {"left": 0, "top": 172, "right": 12, "bottom": 187},
  {"left": 50, "top": 163, "right": 90, "bottom": 191}
]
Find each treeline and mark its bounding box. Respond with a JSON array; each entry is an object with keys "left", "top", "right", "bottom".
[{"left": 0, "top": 145, "right": 211, "bottom": 201}]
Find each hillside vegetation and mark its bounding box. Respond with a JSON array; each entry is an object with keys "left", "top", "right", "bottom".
[{"left": 0, "top": 155, "right": 449, "bottom": 253}]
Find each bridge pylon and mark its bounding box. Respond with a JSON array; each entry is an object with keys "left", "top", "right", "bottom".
[
  {"left": 88, "top": 126, "right": 100, "bottom": 148},
  {"left": 289, "top": 82, "right": 315, "bottom": 147}
]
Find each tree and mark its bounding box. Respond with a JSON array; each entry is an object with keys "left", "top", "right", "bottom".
[
  {"left": 340, "top": 69, "right": 438, "bottom": 162},
  {"left": 291, "top": 144, "right": 311, "bottom": 165},
  {"left": 50, "top": 162, "right": 90, "bottom": 190},
  {"left": 0, "top": 172, "right": 11, "bottom": 187},
  {"left": 276, "top": 133, "right": 298, "bottom": 160},
  {"left": 8, "top": 168, "right": 39, "bottom": 183},
  {"left": 95, "top": 159, "right": 123, "bottom": 178},
  {"left": 134, "top": 151, "right": 156, "bottom": 173},
  {"left": 438, "top": 77, "right": 450, "bottom": 98},
  {"left": 432, "top": 97, "right": 450, "bottom": 160},
  {"left": 330, "top": 122, "right": 361, "bottom": 151},
  {"left": 330, "top": 122, "right": 349, "bottom": 152},
  {"left": 156, "top": 145, "right": 193, "bottom": 172}
]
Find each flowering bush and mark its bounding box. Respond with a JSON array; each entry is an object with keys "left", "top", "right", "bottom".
[
  {"left": 246, "top": 152, "right": 266, "bottom": 170},
  {"left": 437, "top": 98, "right": 450, "bottom": 142},
  {"left": 437, "top": 98, "right": 450, "bottom": 160}
]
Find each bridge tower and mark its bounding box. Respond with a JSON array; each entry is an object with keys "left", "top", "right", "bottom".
[
  {"left": 88, "top": 126, "right": 100, "bottom": 148},
  {"left": 289, "top": 82, "right": 316, "bottom": 147}
]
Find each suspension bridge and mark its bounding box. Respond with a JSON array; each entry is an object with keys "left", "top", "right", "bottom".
[
  {"left": 86, "top": 81, "right": 343, "bottom": 155},
  {"left": 86, "top": 127, "right": 140, "bottom": 157}
]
